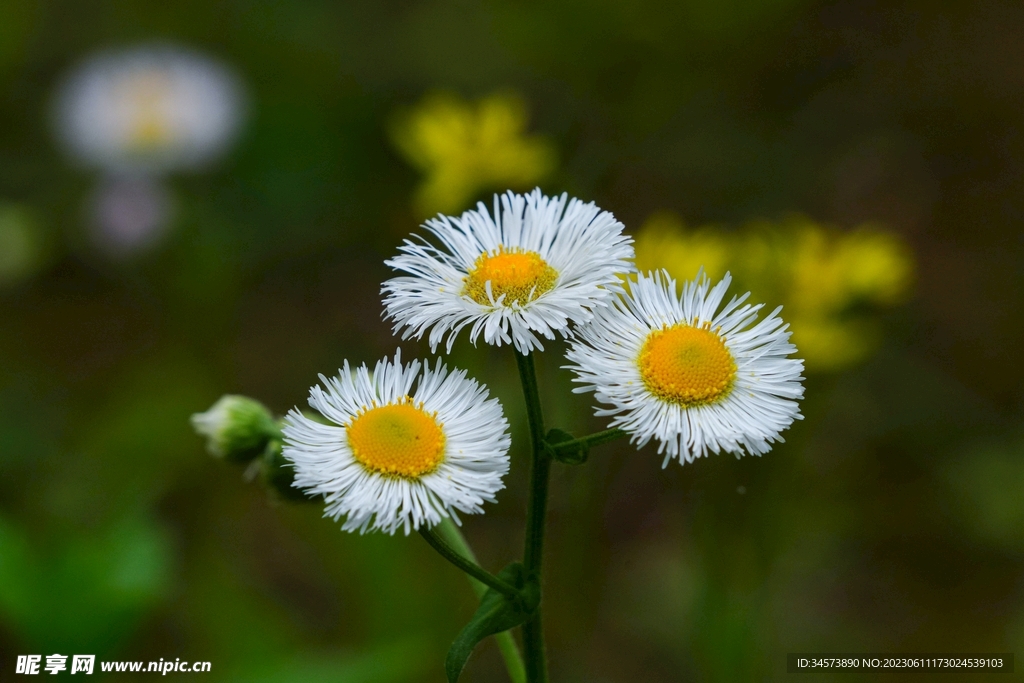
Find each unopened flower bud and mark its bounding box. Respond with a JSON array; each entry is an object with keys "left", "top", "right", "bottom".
[
  {"left": 261, "top": 437, "right": 316, "bottom": 503},
  {"left": 190, "top": 395, "right": 278, "bottom": 463}
]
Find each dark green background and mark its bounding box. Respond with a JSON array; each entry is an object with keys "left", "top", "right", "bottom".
[{"left": 1, "top": 1, "right": 1023, "bottom": 681}]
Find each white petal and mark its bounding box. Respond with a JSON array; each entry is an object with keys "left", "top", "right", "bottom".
[
  {"left": 383, "top": 188, "right": 635, "bottom": 354},
  {"left": 282, "top": 351, "right": 511, "bottom": 534},
  {"left": 565, "top": 271, "right": 805, "bottom": 465}
]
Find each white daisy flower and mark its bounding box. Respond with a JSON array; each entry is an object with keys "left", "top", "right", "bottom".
[
  {"left": 283, "top": 350, "right": 511, "bottom": 535},
  {"left": 53, "top": 44, "right": 245, "bottom": 174},
  {"left": 382, "top": 188, "right": 634, "bottom": 354},
  {"left": 565, "top": 270, "right": 804, "bottom": 466}
]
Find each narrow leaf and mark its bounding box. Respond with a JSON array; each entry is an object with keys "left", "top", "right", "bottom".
[{"left": 445, "top": 562, "right": 538, "bottom": 683}]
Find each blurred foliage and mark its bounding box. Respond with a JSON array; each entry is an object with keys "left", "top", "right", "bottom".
[
  {"left": 0, "top": 203, "right": 48, "bottom": 288},
  {"left": 0, "top": 0, "right": 1023, "bottom": 681},
  {"left": 943, "top": 433, "right": 1024, "bottom": 551},
  {"left": 220, "top": 637, "right": 432, "bottom": 683},
  {"left": 0, "top": 514, "right": 171, "bottom": 654},
  {"left": 635, "top": 213, "right": 915, "bottom": 370},
  {"left": 390, "top": 92, "right": 555, "bottom": 218}
]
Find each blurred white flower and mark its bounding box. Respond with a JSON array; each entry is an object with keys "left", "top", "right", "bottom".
[
  {"left": 88, "top": 175, "right": 173, "bottom": 257},
  {"left": 53, "top": 45, "right": 245, "bottom": 174}
]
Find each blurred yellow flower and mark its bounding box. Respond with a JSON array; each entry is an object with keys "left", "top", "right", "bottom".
[
  {"left": 634, "top": 213, "right": 914, "bottom": 371},
  {"left": 390, "top": 92, "right": 556, "bottom": 218}
]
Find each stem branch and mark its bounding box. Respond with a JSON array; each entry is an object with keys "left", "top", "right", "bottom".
[
  {"left": 515, "top": 350, "right": 550, "bottom": 683},
  {"left": 436, "top": 519, "right": 527, "bottom": 683},
  {"left": 419, "top": 526, "right": 522, "bottom": 602},
  {"left": 550, "top": 428, "right": 627, "bottom": 456}
]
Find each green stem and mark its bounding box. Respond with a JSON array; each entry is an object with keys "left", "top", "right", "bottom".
[
  {"left": 436, "top": 519, "right": 527, "bottom": 683},
  {"left": 515, "top": 350, "right": 550, "bottom": 683},
  {"left": 550, "top": 428, "right": 627, "bottom": 456},
  {"left": 419, "top": 526, "right": 522, "bottom": 602}
]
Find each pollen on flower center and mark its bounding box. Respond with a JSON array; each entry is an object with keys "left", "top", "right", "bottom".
[
  {"left": 463, "top": 246, "right": 558, "bottom": 307},
  {"left": 346, "top": 401, "right": 446, "bottom": 479},
  {"left": 638, "top": 323, "right": 737, "bottom": 407}
]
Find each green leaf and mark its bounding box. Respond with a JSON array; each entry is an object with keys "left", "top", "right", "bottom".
[
  {"left": 544, "top": 428, "right": 589, "bottom": 465},
  {"left": 445, "top": 562, "right": 538, "bottom": 683}
]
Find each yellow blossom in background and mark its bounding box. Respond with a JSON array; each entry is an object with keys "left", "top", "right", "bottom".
[
  {"left": 634, "top": 212, "right": 732, "bottom": 281},
  {"left": 389, "top": 92, "right": 556, "bottom": 218},
  {"left": 634, "top": 213, "right": 914, "bottom": 371}
]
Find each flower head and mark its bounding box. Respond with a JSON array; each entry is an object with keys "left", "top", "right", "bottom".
[
  {"left": 566, "top": 271, "right": 804, "bottom": 466},
  {"left": 383, "top": 189, "right": 634, "bottom": 354},
  {"left": 88, "top": 175, "right": 174, "bottom": 258},
  {"left": 282, "top": 351, "right": 511, "bottom": 535},
  {"left": 53, "top": 44, "right": 245, "bottom": 174},
  {"left": 390, "top": 92, "right": 556, "bottom": 217},
  {"left": 634, "top": 213, "right": 914, "bottom": 370}
]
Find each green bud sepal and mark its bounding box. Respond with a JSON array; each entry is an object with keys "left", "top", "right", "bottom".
[
  {"left": 260, "top": 433, "right": 320, "bottom": 503},
  {"left": 190, "top": 395, "right": 280, "bottom": 463}
]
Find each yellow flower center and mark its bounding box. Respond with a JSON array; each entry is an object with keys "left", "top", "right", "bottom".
[
  {"left": 121, "top": 73, "right": 174, "bottom": 151},
  {"left": 638, "top": 323, "right": 737, "bottom": 407},
  {"left": 346, "top": 401, "right": 446, "bottom": 479},
  {"left": 463, "top": 246, "right": 558, "bottom": 307},
  {"left": 129, "top": 115, "right": 173, "bottom": 150}
]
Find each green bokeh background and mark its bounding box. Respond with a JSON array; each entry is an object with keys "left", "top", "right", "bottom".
[{"left": 2, "top": 1, "right": 1024, "bottom": 681}]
